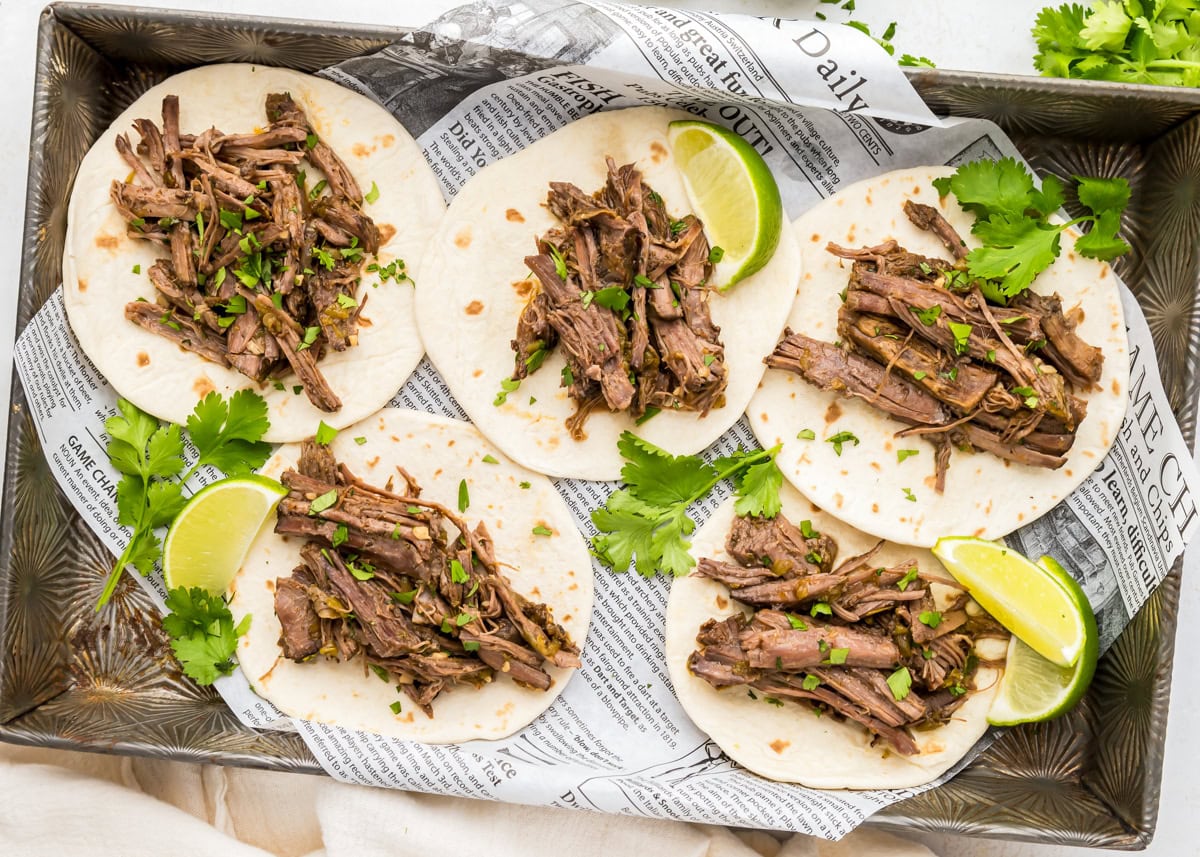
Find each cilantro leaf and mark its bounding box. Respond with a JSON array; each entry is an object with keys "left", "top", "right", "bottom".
[
  {"left": 1074, "top": 208, "right": 1131, "bottom": 260},
  {"left": 933, "top": 157, "right": 1034, "bottom": 221},
  {"left": 967, "top": 215, "right": 1063, "bottom": 298},
  {"left": 163, "top": 586, "right": 249, "bottom": 685},
  {"left": 185, "top": 390, "right": 272, "bottom": 476},
  {"left": 146, "top": 480, "right": 186, "bottom": 529},
  {"left": 618, "top": 433, "right": 716, "bottom": 507},
  {"left": 591, "top": 434, "right": 782, "bottom": 578},
  {"left": 733, "top": 458, "right": 783, "bottom": 518},
  {"left": 1075, "top": 175, "right": 1130, "bottom": 216}
]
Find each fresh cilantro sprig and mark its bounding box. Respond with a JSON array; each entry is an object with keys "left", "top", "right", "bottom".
[
  {"left": 1033, "top": 1, "right": 1200, "bottom": 87},
  {"left": 99, "top": 391, "right": 272, "bottom": 609},
  {"left": 590, "top": 432, "right": 783, "bottom": 578},
  {"left": 162, "top": 586, "right": 252, "bottom": 685},
  {"left": 932, "top": 157, "right": 1131, "bottom": 302}
]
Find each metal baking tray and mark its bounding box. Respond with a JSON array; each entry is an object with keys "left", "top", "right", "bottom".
[{"left": 3, "top": 3, "right": 1198, "bottom": 849}]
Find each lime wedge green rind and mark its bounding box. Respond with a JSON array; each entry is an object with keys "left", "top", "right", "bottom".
[
  {"left": 986, "top": 604, "right": 1098, "bottom": 726},
  {"left": 931, "top": 536, "right": 1092, "bottom": 668},
  {"left": 162, "top": 474, "right": 287, "bottom": 595},
  {"left": 666, "top": 119, "right": 783, "bottom": 289}
]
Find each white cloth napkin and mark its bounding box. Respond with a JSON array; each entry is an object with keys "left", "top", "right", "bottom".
[{"left": 0, "top": 744, "right": 938, "bottom": 856}]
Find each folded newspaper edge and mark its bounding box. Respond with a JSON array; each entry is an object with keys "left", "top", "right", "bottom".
[{"left": 11, "top": 0, "right": 1198, "bottom": 840}]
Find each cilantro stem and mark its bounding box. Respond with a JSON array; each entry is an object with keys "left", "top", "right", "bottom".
[{"left": 1145, "top": 60, "right": 1200, "bottom": 70}]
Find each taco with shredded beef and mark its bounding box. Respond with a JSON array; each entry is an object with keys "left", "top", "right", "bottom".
[
  {"left": 415, "top": 107, "right": 801, "bottom": 480},
  {"left": 747, "top": 166, "right": 1128, "bottom": 547},
  {"left": 64, "top": 64, "right": 444, "bottom": 442},
  {"left": 666, "top": 486, "right": 1008, "bottom": 789},
  {"left": 230, "top": 409, "right": 593, "bottom": 743}
]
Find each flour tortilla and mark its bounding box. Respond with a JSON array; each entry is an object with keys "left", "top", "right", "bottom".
[
  {"left": 747, "top": 167, "right": 1129, "bottom": 547},
  {"left": 415, "top": 106, "right": 801, "bottom": 481},
  {"left": 666, "top": 487, "right": 1004, "bottom": 789},
  {"left": 64, "top": 64, "right": 445, "bottom": 442},
  {"left": 230, "top": 409, "right": 593, "bottom": 743}
]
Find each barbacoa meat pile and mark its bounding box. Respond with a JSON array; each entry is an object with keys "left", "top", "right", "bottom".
[
  {"left": 272, "top": 442, "right": 580, "bottom": 715},
  {"left": 767, "top": 201, "right": 1103, "bottom": 490},
  {"left": 111, "top": 93, "right": 385, "bottom": 413},
  {"left": 512, "top": 157, "right": 727, "bottom": 437},
  {"left": 688, "top": 513, "right": 1005, "bottom": 755}
]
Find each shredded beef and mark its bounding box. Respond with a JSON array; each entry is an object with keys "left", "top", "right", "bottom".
[
  {"left": 511, "top": 158, "right": 727, "bottom": 436},
  {"left": 113, "top": 92, "right": 387, "bottom": 412},
  {"left": 687, "top": 513, "right": 999, "bottom": 755},
  {"left": 764, "top": 208, "right": 1105, "bottom": 490},
  {"left": 272, "top": 442, "right": 580, "bottom": 717}
]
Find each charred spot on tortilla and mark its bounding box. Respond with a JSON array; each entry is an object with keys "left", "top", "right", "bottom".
[
  {"left": 107, "top": 91, "right": 389, "bottom": 414},
  {"left": 272, "top": 439, "right": 581, "bottom": 717},
  {"left": 687, "top": 510, "right": 1007, "bottom": 758},
  {"left": 765, "top": 199, "right": 1105, "bottom": 493},
  {"left": 505, "top": 208, "right": 525, "bottom": 223},
  {"left": 507, "top": 156, "right": 729, "bottom": 439}
]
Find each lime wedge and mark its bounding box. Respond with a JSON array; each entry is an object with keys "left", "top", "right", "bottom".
[
  {"left": 987, "top": 625, "right": 1097, "bottom": 726},
  {"left": 931, "top": 537, "right": 1094, "bottom": 668},
  {"left": 163, "top": 475, "right": 287, "bottom": 594},
  {"left": 667, "top": 120, "right": 783, "bottom": 289}
]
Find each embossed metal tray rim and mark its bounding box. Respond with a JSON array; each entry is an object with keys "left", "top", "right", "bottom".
[{"left": 2, "top": 3, "right": 1197, "bottom": 850}]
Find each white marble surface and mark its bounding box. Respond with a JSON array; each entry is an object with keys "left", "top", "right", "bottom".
[{"left": 0, "top": 1, "right": 1194, "bottom": 854}]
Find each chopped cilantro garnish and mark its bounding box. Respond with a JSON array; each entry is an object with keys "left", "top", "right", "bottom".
[
  {"left": 810, "top": 602, "right": 832, "bottom": 618},
  {"left": 897, "top": 449, "right": 919, "bottom": 463},
  {"left": 450, "top": 559, "right": 469, "bottom": 584},
  {"left": 309, "top": 490, "right": 338, "bottom": 515},
  {"left": 519, "top": 481, "right": 531, "bottom": 489},
  {"left": 799, "top": 519, "right": 819, "bottom": 539},
  {"left": 457, "top": 479, "right": 469, "bottom": 512},
  {"left": 547, "top": 244, "right": 569, "bottom": 279},
  {"left": 948, "top": 321, "right": 973, "bottom": 355},
  {"left": 796, "top": 428, "right": 815, "bottom": 440},
  {"left": 481, "top": 454, "right": 499, "bottom": 464},
  {"left": 353, "top": 436, "right": 366, "bottom": 445},
  {"left": 331, "top": 524, "right": 348, "bottom": 548},
  {"left": 914, "top": 305, "right": 942, "bottom": 325},
  {"left": 897, "top": 567, "right": 919, "bottom": 591},
  {"left": 314, "top": 420, "right": 338, "bottom": 446},
  {"left": 786, "top": 613, "right": 808, "bottom": 630},
  {"left": 887, "top": 666, "right": 913, "bottom": 701},
  {"left": 635, "top": 406, "right": 661, "bottom": 426},
  {"left": 561, "top": 365, "right": 574, "bottom": 386},
  {"left": 919, "top": 610, "right": 943, "bottom": 628},
  {"left": 532, "top": 525, "right": 553, "bottom": 537},
  {"left": 912, "top": 370, "right": 927, "bottom": 381},
  {"left": 493, "top": 376, "right": 520, "bottom": 406},
  {"left": 297, "top": 326, "right": 320, "bottom": 351},
  {"left": 902, "top": 487, "right": 917, "bottom": 502},
  {"left": 364, "top": 181, "right": 380, "bottom": 204},
  {"left": 802, "top": 674, "right": 821, "bottom": 691},
  {"left": 708, "top": 245, "right": 725, "bottom": 264},
  {"left": 591, "top": 286, "right": 630, "bottom": 312},
  {"left": 389, "top": 700, "right": 403, "bottom": 715},
  {"left": 827, "top": 647, "right": 849, "bottom": 665},
  {"left": 825, "top": 431, "right": 859, "bottom": 456}
]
